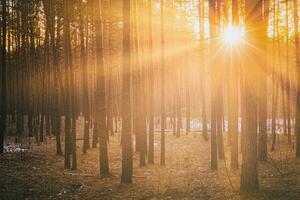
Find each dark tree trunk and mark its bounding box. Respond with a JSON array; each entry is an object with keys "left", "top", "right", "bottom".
[
  {"left": 241, "top": 0, "right": 261, "bottom": 191},
  {"left": 209, "top": 0, "right": 218, "bottom": 170},
  {"left": 286, "top": 0, "right": 292, "bottom": 146},
  {"left": 228, "top": 0, "right": 239, "bottom": 169},
  {"left": 79, "top": 0, "right": 90, "bottom": 154},
  {"left": 94, "top": 0, "right": 109, "bottom": 176},
  {"left": 50, "top": 0, "right": 62, "bottom": 156},
  {"left": 63, "top": 0, "right": 72, "bottom": 169},
  {"left": 294, "top": 0, "right": 300, "bottom": 157},
  {"left": 0, "top": 0, "right": 7, "bottom": 154},
  {"left": 257, "top": 0, "right": 269, "bottom": 161},
  {"left": 121, "top": 0, "right": 133, "bottom": 183}
]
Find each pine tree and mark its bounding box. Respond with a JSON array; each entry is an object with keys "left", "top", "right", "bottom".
[
  {"left": 228, "top": 0, "right": 239, "bottom": 169},
  {"left": 294, "top": 0, "right": 300, "bottom": 158},
  {"left": 241, "top": 0, "right": 262, "bottom": 191},
  {"left": 160, "top": 0, "right": 166, "bottom": 166},
  {"left": 79, "top": 0, "right": 90, "bottom": 154},
  {"left": 148, "top": 0, "right": 155, "bottom": 165},
  {"left": 209, "top": 0, "right": 218, "bottom": 170},
  {"left": 121, "top": 0, "right": 133, "bottom": 183},
  {"left": 0, "top": 0, "right": 7, "bottom": 154},
  {"left": 286, "top": 0, "right": 292, "bottom": 146},
  {"left": 94, "top": 0, "right": 110, "bottom": 176},
  {"left": 49, "top": 0, "right": 62, "bottom": 156},
  {"left": 63, "top": 0, "right": 72, "bottom": 169},
  {"left": 198, "top": 0, "right": 208, "bottom": 141},
  {"left": 258, "top": 0, "right": 269, "bottom": 161}
]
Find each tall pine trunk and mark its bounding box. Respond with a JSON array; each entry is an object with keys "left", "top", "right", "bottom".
[
  {"left": 79, "top": 0, "right": 90, "bottom": 154},
  {"left": 0, "top": 0, "right": 7, "bottom": 154},
  {"left": 63, "top": 0, "right": 72, "bottom": 169},
  {"left": 228, "top": 0, "right": 239, "bottom": 169},
  {"left": 148, "top": 0, "right": 155, "bottom": 164},
  {"left": 94, "top": 0, "right": 110, "bottom": 177},
  {"left": 286, "top": 0, "right": 292, "bottom": 145},
  {"left": 198, "top": 0, "right": 208, "bottom": 141},
  {"left": 121, "top": 0, "right": 133, "bottom": 183},
  {"left": 160, "top": 0, "right": 166, "bottom": 166},
  {"left": 50, "top": 1, "right": 62, "bottom": 156},
  {"left": 294, "top": 0, "right": 300, "bottom": 157},
  {"left": 209, "top": 0, "right": 218, "bottom": 170},
  {"left": 258, "top": 0, "right": 269, "bottom": 161},
  {"left": 241, "top": 0, "right": 261, "bottom": 191}
]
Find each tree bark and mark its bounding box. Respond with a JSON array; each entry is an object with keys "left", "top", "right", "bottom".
[
  {"left": 209, "top": 0, "right": 218, "bottom": 170},
  {"left": 0, "top": 0, "right": 7, "bottom": 154},
  {"left": 148, "top": 0, "right": 154, "bottom": 164},
  {"left": 160, "top": 0, "right": 166, "bottom": 166},
  {"left": 241, "top": 0, "right": 261, "bottom": 191},
  {"left": 258, "top": 0, "right": 269, "bottom": 161},
  {"left": 121, "top": 0, "right": 133, "bottom": 183},
  {"left": 63, "top": 0, "right": 72, "bottom": 169},
  {"left": 294, "top": 0, "right": 300, "bottom": 157},
  {"left": 94, "top": 0, "right": 110, "bottom": 176}
]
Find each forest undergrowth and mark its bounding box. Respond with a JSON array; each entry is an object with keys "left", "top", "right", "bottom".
[{"left": 1, "top": 132, "right": 300, "bottom": 200}]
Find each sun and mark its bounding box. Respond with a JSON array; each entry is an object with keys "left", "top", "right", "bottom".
[{"left": 222, "top": 26, "right": 244, "bottom": 45}]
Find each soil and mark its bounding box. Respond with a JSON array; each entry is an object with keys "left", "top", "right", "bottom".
[{"left": 1, "top": 133, "right": 300, "bottom": 200}]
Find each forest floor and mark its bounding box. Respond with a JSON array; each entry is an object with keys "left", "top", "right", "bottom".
[{"left": 1, "top": 132, "right": 300, "bottom": 200}]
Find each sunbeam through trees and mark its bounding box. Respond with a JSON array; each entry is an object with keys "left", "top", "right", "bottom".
[{"left": 1, "top": 0, "right": 300, "bottom": 199}]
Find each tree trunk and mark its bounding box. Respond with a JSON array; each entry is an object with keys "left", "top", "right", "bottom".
[
  {"left": 121, "top": 0, "right": 133, "bottom": 183},
  {"left": 228, "top": 0, "right": 239, "bottom": 169},
  {"left": 258, "top": 0, "right": 269, "bottom": 161},
  {"left": 209, "top": 0, "right": 218, "bottom": 170},
  {"left": 285, "top": 0, "right": 292, "bottom": 146},
  {"left": 198, "top": 0, "right": 208, "bottom": 141},
  {"left": 63, "top": 0, "right": 72, "bottom": 169},
  {"left": 51, "top": 3, "right": 62, "bottom": 156},
  {"left": 185, "top": 45, "right": 191, "bottom": 134},
  {"left": 271, "top": 2, "right": 279, "bottom": 152},
  {"left": 79, "top": 0, "right": 90, "bottom": 154},
  {"left": 148, "top": 0, "right": 154, "bottom": 164},
  {"left": 0, "top": 0, "right": 7, "bottom": 154},
  {"left": 294, "top": 0, "right": 300, "bottom": 157},
  {"left": 160, "top": 0, "right": 166, "bottom": 166},
  {"left": 94, "top": 0, "right": 109, "bottom": 177},
  {"left": 240, "top": 0, "right": 261, "bottom": 191}
]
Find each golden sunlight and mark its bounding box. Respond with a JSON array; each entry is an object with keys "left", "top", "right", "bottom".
[
  {"left": 3, "top": 0, "right": 300, "bottom": 199},
  {"left": 222, "top": 26, "right": 244, "bottom": 45}
]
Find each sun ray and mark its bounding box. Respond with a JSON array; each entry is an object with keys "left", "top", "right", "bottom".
[{"left": 222, "top": 26, "right": 244, "bottom": 45}]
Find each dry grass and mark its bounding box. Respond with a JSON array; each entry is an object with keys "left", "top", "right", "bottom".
[{"left": 1, "top": 133, "right": 300, "bottom": 200}]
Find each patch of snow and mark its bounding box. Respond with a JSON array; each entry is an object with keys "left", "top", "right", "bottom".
[{"left": 4, "top": 144, "right": 28, "bottom": 153}]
